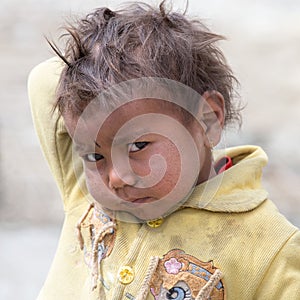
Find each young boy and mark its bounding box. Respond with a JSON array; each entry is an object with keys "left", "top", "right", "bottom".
[{"left": 28, "top": 2, "right": 300, "bottom": 299}]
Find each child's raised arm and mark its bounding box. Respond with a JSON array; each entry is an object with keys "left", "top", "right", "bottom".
[
  {"left": 28, "top": 57, "right": 87, "bottom": 211},
  {"left": 28, "top": 57, "right": 93, "bottom": 298}
]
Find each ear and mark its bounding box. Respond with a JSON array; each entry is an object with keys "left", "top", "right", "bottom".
[{"left": 197, "top": 90, "right": 225, "bottom": 148}]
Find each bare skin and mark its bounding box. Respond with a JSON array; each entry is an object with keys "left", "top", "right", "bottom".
[{"left": 64, "top": 91, "right": 225, "bottom": 220}]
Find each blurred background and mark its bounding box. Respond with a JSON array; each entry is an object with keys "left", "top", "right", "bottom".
[{"left": 0, "top": 0, "right": 299, "bottom": 299}]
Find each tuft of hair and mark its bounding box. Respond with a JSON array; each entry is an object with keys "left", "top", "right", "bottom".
[{"left": 50, "top": 1, "right": 241, "bottom": 126}]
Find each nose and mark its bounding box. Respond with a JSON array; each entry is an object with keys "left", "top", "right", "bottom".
[{"left": 108, "top": 167, "right": 137, "bottom": 190}]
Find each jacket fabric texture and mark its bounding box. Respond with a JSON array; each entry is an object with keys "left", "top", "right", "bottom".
[{"left": 28, "top": 58, "right": 300, "bottom": 300}]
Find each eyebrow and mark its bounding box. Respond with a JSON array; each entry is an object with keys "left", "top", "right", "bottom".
[
  {"left": 112, "top": 129, "right": 150, "bottom": 145},
  {"left": 94, "top": 140, "right": 101, "bottom": 148},
  {"left": 73, "top": 140, "right": 101, "bottom": 153},
  {"left": 74, "top": 141, "right": 95, "bottom": 153},
  {"left": 73, "top": 142, "right": 88, "bottom": 152}
]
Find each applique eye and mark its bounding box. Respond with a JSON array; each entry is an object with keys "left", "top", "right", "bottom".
[
  {"left": 128, "top": 141, "right": 149, "bottom": 152},
  {"left": 166, "top": 286, "right": 192, "bottom": 300}
]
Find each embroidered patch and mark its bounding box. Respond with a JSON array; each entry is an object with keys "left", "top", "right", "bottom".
[{"left": 150, "top": 249, "right": 225, "bottom": 299}]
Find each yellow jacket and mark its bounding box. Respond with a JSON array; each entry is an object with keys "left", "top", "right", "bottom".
[{"left": 28, "top": 58, "right": 300, "bottom": 300}]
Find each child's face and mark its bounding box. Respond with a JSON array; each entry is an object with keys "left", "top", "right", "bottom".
[{"left": 65, "top": 95, "right": 223, "bottom": 221}]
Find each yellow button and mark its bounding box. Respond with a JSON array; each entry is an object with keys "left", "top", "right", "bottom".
[
  {"left": 147, "top": 218, "right": 163, "bottom": 228},
  {"left": 118, "top": 266, "right": 134, "bottom": 285}
]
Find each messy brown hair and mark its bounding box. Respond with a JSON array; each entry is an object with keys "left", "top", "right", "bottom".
[{"left": 50, "top": 1, "right": 241, "bottom": 125}]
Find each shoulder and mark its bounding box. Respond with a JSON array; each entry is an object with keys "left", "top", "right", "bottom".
[{"left": 254, "top": 229, "right": 300, "bottom": 298}]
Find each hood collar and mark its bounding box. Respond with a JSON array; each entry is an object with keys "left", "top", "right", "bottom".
[{"left": 182, "top": 145, "right": 269, "bottom": 213}]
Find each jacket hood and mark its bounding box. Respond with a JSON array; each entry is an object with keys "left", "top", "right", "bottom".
[{"left": 183, "top": 145, "right": 269, "bottom": 213}]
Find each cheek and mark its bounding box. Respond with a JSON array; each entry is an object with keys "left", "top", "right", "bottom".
[
  {"left": 164, "top": 150, "right": 181, "bottom": 180},
  {"left": 150, "top": 142, "right": 182, "bottom": 192},
  {"left": 134, "top": 141, "right": 181, "bottom": 174},
  {"left": 84, "top": 167, "right": 106, "bottom": 198},
  {"left": 129, "top": 157, "right": 151, "bottom": 178}
]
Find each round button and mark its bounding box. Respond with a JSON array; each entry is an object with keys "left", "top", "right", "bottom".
[
  {"left": 118, "top": 265, "right": 134, "bottom": 285},
  {"left": 147, "top": 218, "right": 164, "bottom": 228}
]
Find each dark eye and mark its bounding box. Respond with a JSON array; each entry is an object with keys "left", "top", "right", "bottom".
[
  {"left": 83, "top": 153, "right": 103, "bottom": 162},
  {"left": 128, "top": 142, "right": 149, "bottom": 153}
]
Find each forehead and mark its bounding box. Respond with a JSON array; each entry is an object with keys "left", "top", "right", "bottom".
[
  {"left": 109, "top": 98, "right": 186, "bottom": 121},
  {"left": 64, "top": 76, "right": 205, "bottom": 140},
  {"left": 65, "top": 98, "right": 189, "bottom": 142}
]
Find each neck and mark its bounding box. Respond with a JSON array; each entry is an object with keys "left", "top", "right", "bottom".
[{"left": 195, "top": 149, "right": 216, "bottom": 185}]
